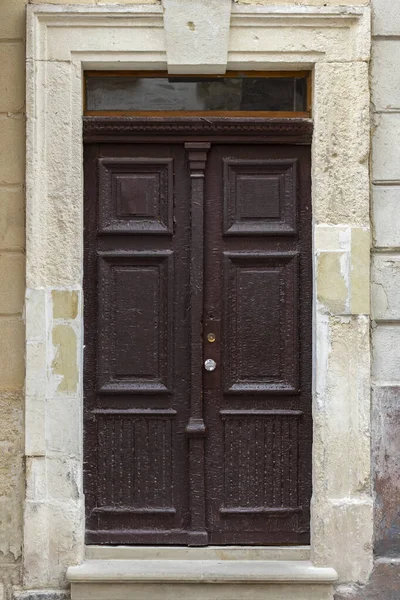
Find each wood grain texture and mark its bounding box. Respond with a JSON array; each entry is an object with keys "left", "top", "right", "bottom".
[{"left": 83, "top": 119, "right": 312, "bottom": 546}]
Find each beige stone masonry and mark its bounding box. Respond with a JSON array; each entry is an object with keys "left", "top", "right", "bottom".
[
  {"left": 0, "top": 0, "right": 25, "bottom": 591},
  {"left": 24, "top": 3, "right": 372, "bottom": 598},
  {"left": 236, "top": 0, "right": 368, "bottom": 5},
  {"left": 163, "top": 0, "right": 232, "bottom": 73}
]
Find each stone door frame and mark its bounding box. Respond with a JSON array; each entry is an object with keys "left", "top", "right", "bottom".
[{"left": 25, "top": 2, "right": 372, "bottom": 591}]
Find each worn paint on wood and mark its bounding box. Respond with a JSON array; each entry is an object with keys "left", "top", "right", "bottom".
[{"left": 83, "top": 118, "right": 312, "bottom": 546}]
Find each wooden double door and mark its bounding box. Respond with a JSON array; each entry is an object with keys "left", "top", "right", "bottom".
[{"left": 83, "top": 119, "right": 312, "bottom": 546}]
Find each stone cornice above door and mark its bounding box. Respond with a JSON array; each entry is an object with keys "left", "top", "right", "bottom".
[{"left": 27, "top": 3, "right": 370, "bottom": 66}]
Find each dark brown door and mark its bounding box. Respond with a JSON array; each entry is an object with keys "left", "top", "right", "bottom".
[{"left": 83, "top": 119, "right": 312, "bottom": 546}]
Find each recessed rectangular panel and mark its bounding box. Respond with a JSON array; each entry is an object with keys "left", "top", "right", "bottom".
[
  {"left": 97, "top": 251, "right": 173, "bottom": 394},
  {"left": 221, "top": 411, "right": 301, "bottom": 514},
  {"left": 98, "top": 157, "right": 173, "bottom": 234},
  {"left": 223, "top": 252, "right": 299, "bottom": 394},
  {"left": 223, "top": 159, "right": 297, "bottom": 235},
  {"left": 96, "top": 412, "right": 175, "bottom": 512}
]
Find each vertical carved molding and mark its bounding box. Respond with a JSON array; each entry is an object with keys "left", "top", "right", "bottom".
[{"left": 185, "top": 142, "right": 210, "bottom": 546}]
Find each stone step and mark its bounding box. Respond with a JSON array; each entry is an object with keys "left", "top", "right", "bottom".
[{"left": 67, "top": 558, "right": 337, "bottom": 600}]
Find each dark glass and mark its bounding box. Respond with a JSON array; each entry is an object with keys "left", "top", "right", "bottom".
[{"left": 85, "top": 75, "right": 309, "bottom": 112}]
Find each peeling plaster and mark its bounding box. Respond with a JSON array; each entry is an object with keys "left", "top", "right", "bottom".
[{"left": 51, "top": 326, "right": 78, "bottom": 393}]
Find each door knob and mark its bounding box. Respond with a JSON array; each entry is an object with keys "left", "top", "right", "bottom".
[{"left": 204, "top": 359, "right": 217, "bottom": 372}]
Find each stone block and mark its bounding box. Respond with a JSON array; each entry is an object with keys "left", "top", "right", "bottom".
[
  {"left": 312, "top": 499, "right": 373, "bottom": 584},
  {"left": 372, "top": 0, "right": 400, "bottom": 35},
  {"left": 25, "top": 341, "right": 46, "bottom": 397},
  {"left": 313, "top": 62, "right": 369, "bottom": 226},
  {"left": 43, "top": 21, "right": 164, "bottom": 63},
  {"left": 33, "top": 0, "right": 159, "bottom": 3},
  {"left": 0, "top": 253, "right": 24, "bottom": 314},
  {"left": 372, "top": 40, "right": 400, "bottom": 111},
  {"left": 163, "top": 0, "right": 231, "bottom": 74},
  {"left": 25, "top": 342, "right": 46, "bottom": 456},
  {"left": 23, "top": 501, "right": 50, "bottom": 588},
  {"left": 0, "top": 317, "right": 24, "bottom": 389},
  {"left": 372, "top": 386, "right": 400, "bottom": 557},
  {"left": 70, "top": 581, "right": 334, "bottom": 600},
  {"left": 229, "top": 6, "right": 370, "bottom": 64},
  {"left": 25, "top": 456, "right": 47, "bottom": 502},
  {"left": 25, "top": 393, "right": 46, "bottom": 457},
  {"left": 0, "top": 116, "right": 25, "bottom": 186},
  {"left": 0, "top": 390, "right": 23, "bottom": 561},
  {"left": 0, "top": 187, "right": 25, "bottom": 251},
  {"left": 14, "top": 592, "right": 70, "bottom": 600},
  {"left": 25, "top": 288, "right": 46, "bottom": 343},
  {"left": 236, "top": 0, "right": 368, "bottom": 4},
  {"left": 47, "top": 502, "right": 84, "bottom": 587},
  {"left": 351, "top": 228, "right": 370, "bottom": 315},
  {"left": 372, "top": 255, "right": 400, "bottom": 320},
  {"left": 46, "top": 456, "right": 82, "bottom": 502},
  {"left": 0, "top": 43, "right": 25, "bottom": 114},
  {"left": 372, "top": 325, "right": 400, "bottom": 383},
  {"left": 46, "top": 395, "right": 81, "bottom": 458},
  {"left": 0, "top": 0, "right": 26, "bottom": 39},
  {"left": 313, "top": 315, "right": 370, "bottom": 500},
  {"left": 372, "top": 114, "right": 400, "bottom": 182},
  {"left": 372, "top": 186, "right": 400, "bottom": 248},
  {"left": 100, "top": 0, "right": 160, "bottom": 3}
]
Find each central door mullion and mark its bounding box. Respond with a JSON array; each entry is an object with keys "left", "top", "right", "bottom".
[{"left": 185, "top": 142, "right": 210, "bottom": 546}]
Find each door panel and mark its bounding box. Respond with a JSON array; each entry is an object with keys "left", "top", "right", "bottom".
[
  {"left": 84, "top": 133, "right": 312, "bottom": 546},
  {"left": 204, "top": 144, "right": 311, "bottom": 545},
  {"left": 97, "top": 251, "right": 173, "bottom": 394},
  {"left": 84, "top": 143, "right": 191, "bottom": 544},
  {"left": 223, "top": 158, "right": 298, "bottom": 235},
  {"left": 223, "top": 252, "right": 299, "bottom": 394}
]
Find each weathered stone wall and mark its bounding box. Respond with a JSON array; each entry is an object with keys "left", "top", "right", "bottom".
[
  {"left": 0, "top": 2, "right": 26, "bottom": 599},
  {"left": 0, "top": 2, "right": 160, "bottom": 600},
  {"left": 235, "top": 0, "right": 369, "bottom": 4},
  {"left": 335, "top": 0, "right": 400, "bottom": 598},
  {"left": 0, "top": 1, "right": 381, "bottom": 600}
]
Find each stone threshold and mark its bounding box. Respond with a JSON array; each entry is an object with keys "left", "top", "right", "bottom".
[
  {"left": 67, "top": 547, "right": 337, "bottom": 585},
  {"left": 85, "top": 545, "right": 311, "bottom": 561}
]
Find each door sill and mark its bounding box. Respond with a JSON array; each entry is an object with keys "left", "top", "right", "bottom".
[
  {"left": 68, "top": 556, "right": 337, "bottom": 584},
  {"left": 85, "top": 545, "right": 311, "bottom": 561},
  {"left": 68, "top": 548, "right": 337, "bottom": 600}
]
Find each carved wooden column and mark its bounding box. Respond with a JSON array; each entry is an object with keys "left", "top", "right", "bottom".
[{"left": 185, "top": 142, "right": 210, "bottom": 546}]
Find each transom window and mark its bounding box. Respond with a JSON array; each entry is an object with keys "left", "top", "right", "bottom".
[{"left": 84, "top": 71, "right": 311, "bottom": 117}]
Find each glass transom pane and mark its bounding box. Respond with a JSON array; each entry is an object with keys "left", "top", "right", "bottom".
[{"left": 85, "top": 73, "right": 309, "bottom": 114}]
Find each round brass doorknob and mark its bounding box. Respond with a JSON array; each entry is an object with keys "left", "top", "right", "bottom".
[{"left": 204, "top": 359, "right": 217, "bottom": 372}]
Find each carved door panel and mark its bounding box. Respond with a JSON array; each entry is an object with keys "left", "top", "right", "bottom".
[
  {"left": 204, "top": 144, "right": 312, "bottom": 544},
  {"left": 84, "top": 127, "right": 312, "bottom": 546},
  {"left": 84, "top": 143, "right": 192, "bottom": 544}
]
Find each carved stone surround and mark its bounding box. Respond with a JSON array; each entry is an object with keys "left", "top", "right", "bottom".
[{"left": 25, "top": 3, "right": 371, "bottom": 596}]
